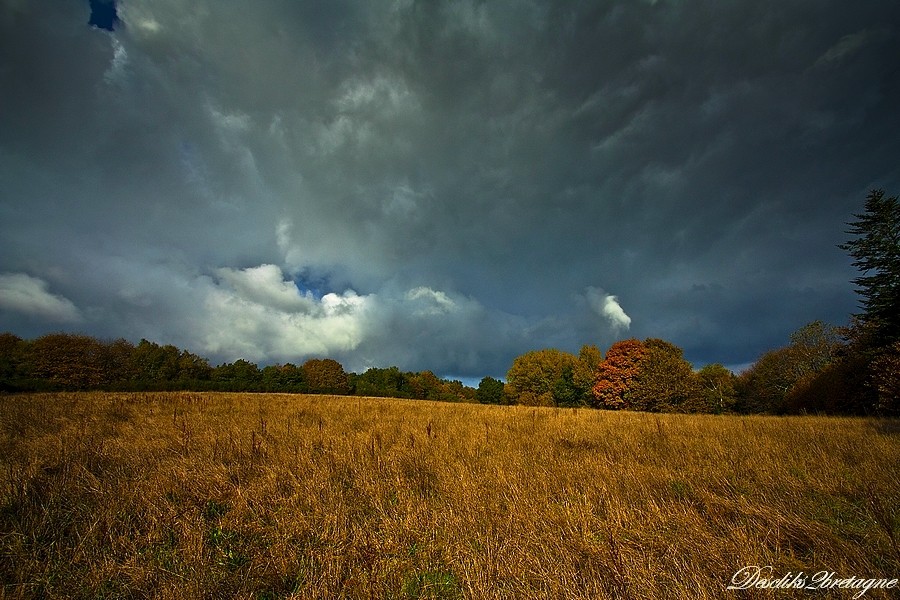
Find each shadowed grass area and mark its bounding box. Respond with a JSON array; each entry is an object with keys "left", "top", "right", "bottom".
[{"left": 1, "top": 392, "right": 898, "bottom": 598}]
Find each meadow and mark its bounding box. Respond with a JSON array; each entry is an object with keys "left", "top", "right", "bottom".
[{"left": 1, "top": 392, "right": 898, "bottom": 599}]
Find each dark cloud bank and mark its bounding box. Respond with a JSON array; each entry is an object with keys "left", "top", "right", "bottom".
[{"left": 1, "top": 0, "right": 899, "bottom": 379}]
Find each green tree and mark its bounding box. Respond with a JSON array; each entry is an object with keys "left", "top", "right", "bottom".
[
  {"left": 302, "top": 358, "right": 350, "bottom": 395},
  {"left": 738, "top": 347, "right": 804, "bottom": 413},
  {"left": 626, "top": 339, "right": 700, "bottom": 412},
  {"left": 476, "top": 376, "right": 506, "bottom": 404},
  {"left": 353, "top": 366, "right": 407, "bottom": 397},
  {"left": 839, "top": 189, "right": 900, "bottom": 347},
  {"left": 0, "top": 332, "right": 27, "bottom": 391},
  {"left": 573, "top": 344, "right": 603, "bottom": 399},
  {"left": 695, "top": 364, "right": 737, "bottom": 413},
  {"left": 212, "top": 359, "right": 262, "bottom": 391},
  {"left": 405, "top": 370, "right": 444, "bottom": 400},
  {"left": 131, "top": 340, "right": 182, "bottom": 384},
  {"left": 261, "top": 363, "right": 306, "bottom": 392},
  {"left": 177, "top": 350, "right": 212, "bottom": 383},
  {"left": 506, "top": 348, "right": 579, "bottom": 406},
  {"left": 430, "top": 376, "right": 476, "bottom": 403},
  {"left": 552, "top": 365, "right": 582, "bottom": 407}
]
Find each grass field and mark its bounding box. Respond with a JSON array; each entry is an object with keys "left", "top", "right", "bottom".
[{"left": 1, "top": 392, "right": 898, "bottom": 599}]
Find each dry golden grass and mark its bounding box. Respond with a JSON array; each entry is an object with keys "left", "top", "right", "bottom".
[{"left": 0, "top": 392, "right": 898, "bottom": 599}]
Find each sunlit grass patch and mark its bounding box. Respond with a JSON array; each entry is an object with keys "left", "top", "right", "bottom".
[{"left": 0, "top": 392, "right": 898, "bottom": 598}]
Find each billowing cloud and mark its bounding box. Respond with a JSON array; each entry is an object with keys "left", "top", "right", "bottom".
[
  {"left": 98, "top": 261, "right": 531, "bottom": 376},
  {"left": 0, "top": 273, "right": 81, "bottom": 323},
  {"left": 214, "top": 264, "right": 319, "bottom": 314},
  {"left": 1, "top": 0, "right": 898, "bottom": 377},
  {"left": 201, "top": 266, "right": 371, "bottom": 362},
  {"left": 586, "top": 287, "right": 631, "bottom": 332}
]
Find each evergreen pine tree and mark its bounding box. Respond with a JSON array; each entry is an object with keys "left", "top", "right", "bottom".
[{"left": 839, "top": 189, "right": 900, "bottom": 347}]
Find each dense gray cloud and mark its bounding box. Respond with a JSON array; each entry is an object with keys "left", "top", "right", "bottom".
[{"left": 1, "top": 0, "right": 898, "bottom": 378}]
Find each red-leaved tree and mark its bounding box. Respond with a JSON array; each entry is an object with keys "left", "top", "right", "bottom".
[{"left": 591, "top": 339, "right": 646, "bottom": 409}]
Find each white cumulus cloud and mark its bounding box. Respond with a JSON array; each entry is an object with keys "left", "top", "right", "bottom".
[
  {"left": 215, "top": 264, "right": 318, "bottom": 313},
  {"left": 586, "top": 287, "right": 631, "bottom": 331},
  {"left": 201, "top": 265, "right": 372, "bottom": 361},
  {"left": 0, "top": 273, "right": 81, "bottom": 323}
]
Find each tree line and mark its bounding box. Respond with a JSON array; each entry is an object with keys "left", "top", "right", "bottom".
[
  {"left": 0, "top": 317, "right": 894, "bottom": 414},
  {"left": 485, "top": 318, "right": 895, "bottom": 415},
  {"left": 0, "top": 334, "right": 477, "bottom": 401},
  {"left": 1, "top": 190, "right": 897, "bottom": 414}
]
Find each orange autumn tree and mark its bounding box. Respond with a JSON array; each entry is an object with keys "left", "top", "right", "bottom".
[{"left": 591, "top": 339, "right": 647, "bottom": 409}]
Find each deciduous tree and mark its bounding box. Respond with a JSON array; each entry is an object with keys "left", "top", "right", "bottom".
[
  {"left": 28, "top": 333, "right": 109, "bottom": 389},
  {"left": 788, "top": 320, "right": 842, "bottom": 376},
  {"left": 212, "top": 359, "right": 262, "bottom": 391},
  {"left": 105, "top": 338, "right": 138, "bottom": 384},
  {"left": 506, "top": 348, "right": 579, "bottom": 406},
  {"left": 302, "top": 358, "right": 350, "bottom": 395},
  {"left": 572, "top": 344, "right": 603, "bottom": 405},
  {"left": 476, "top": 376, "right": 506, "bottom": 404},
  {"left": 353, "top": 367, "right": 406, "bottom": 397},
  {"left": 591, "top": 339, "right": 646, "bottom": 410},
  {"left": 695, "top": 363, "right": 737, "bottom": 413},
  {"left": 406, "top": 370, "right": 445, "bottom": 400},
  {"left": 627, "top": 339, "right": 700, "bottom": 412},
  {"left": 870, "top": 341, "right": 900, "bottom": 415},
  {"left": 131, "top": 340, "right": 182, "bottom": 383},
  {"left": 177, "top": 350, "right": 212, "bottom": 383},
  {"left": 0, "top": 333, "right": 27, "bottom": 391},
  {"left": 261, "top": 363, "right": 305, "bottom": 392},
  {"left": 737, "top": 321, "right": 844, "bottom": 413}
]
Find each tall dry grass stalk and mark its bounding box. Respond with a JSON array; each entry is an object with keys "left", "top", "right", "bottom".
[{"left": 1, "top": 392, "right": 898, "bottom": 598}]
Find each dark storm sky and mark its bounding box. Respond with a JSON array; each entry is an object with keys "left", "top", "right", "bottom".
[{"left": 1, "top": 0, "right": 899, "bottom": 378}]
